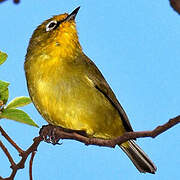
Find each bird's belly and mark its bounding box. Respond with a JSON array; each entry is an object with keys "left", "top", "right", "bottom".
[{"left": 31, "top": 74, "right": 125, "bottom": 139}]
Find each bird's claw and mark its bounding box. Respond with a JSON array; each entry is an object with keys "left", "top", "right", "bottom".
[{"left": 40, "top": 125, "right": 62, "bottom": 145}]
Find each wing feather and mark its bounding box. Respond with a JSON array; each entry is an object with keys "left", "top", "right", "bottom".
[{"left": 84, "top": 54, "right": 133, "bottom": 132}]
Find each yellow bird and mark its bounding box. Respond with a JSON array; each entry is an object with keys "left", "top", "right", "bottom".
[{"left": 24, "top": 7, "right": 156, "bottom": 173}]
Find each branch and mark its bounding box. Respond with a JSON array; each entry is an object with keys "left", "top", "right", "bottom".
[
  {"left": 29, "top": 151, "right": 36, "bottom": 180},
  {"left": 0, "top": 140, "right": 15, "bottom": 166},
  {"left": 0, "top": 132, "right": 42, "bottom": 180},
  {"left": 0, "top": 126, "right": 23, "bottom": 154},
  {"left": 0, "top": 115, "right": 179, "bottom": 179},
  {"left": 13, "top": 0, "right": 20, "bottom": 3},
  {"left": 40, "top": 115, "right": 180, "bottom": 148},
  {"left": 4, "top": 137, "right": 42, "bottom": 180},
  {"left": 0, "top": 0, "right": 20, "bottom": 4},
  {"left": 170, "top": 0, "right": 180, "bottom": 14}
]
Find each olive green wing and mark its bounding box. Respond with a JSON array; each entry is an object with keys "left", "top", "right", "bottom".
[{"left": 84, "top": 55, "right": 133, "bottom": 132}]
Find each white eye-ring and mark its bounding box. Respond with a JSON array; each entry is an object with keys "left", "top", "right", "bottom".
[{"left": 46, "top": 20, "right": 58, "bottom": 32}]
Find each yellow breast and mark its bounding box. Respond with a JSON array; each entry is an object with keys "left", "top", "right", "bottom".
[{"left": 25, "top": 53, "right": 126, "bottom": 139}]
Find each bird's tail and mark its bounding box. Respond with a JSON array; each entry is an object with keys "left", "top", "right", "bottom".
[{"left": 120, "top": 140, "right": 157, "bottom": 174}]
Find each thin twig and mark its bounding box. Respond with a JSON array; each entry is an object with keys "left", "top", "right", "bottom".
[
  {"left": 29, "top": 151, "right": 36, "bottom": 180},
  {"left": 170, "top": 0, "right": 180, "bottom": 14},
  {"left": 4, "top": 136, "right": 42, "bottom": 180},
  {"left": 0, "top": 0, "right": 6, "bottom": 3},
  {"left": 0, "top": 0, "right": 20, "bottom": 4},
  {"left": 0, "top": 126, "right": 24, "bottom": 154},
  {"left": 13, "top": 0, "right": 20, "bottom": 4},
  {"left": 0, "top": 140, "right": 15, "bottom": 166},
  {"left": 113, "top": 115, "right": 180, "bottom": 145}
]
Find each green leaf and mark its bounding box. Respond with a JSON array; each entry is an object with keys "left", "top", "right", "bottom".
[
  {"left": 0, "top": 80, "right": 9, "bottom": 105},
  {"left": 6, "top": 96, "right": 32, "bottom": 109},
  {"left": 0, "top": 80, "right": 9, "bottom": 93},
  {"left": 0, "top": 88, "right": 9, "bottom": 105},
  {"left": 0, "top": 108, "right": 39, "bottom": 127},
  {"left": 0, "top": 51, "right": 8, "bottom": 65}
]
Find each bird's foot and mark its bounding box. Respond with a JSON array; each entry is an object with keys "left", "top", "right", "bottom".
[
  {"left": 39, "top": 124, "right": 88, "bottom": 145},
  {"left": 39, "top": 125, "right": 62, "bottom": 145}
]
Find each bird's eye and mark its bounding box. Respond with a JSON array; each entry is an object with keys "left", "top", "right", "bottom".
[{"left": 46, "top": 20, "right": 58, "bottom": 32}]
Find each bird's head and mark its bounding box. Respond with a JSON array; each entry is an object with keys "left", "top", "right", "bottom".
[{"left": 26, "top": 7, "right": 82, "bottom": 59}]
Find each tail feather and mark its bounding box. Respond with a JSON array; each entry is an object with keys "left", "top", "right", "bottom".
[{"left": 120, "top": 140, "right": 157, "bottom": 174}]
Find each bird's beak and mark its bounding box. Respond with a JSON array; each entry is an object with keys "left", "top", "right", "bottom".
[{"left": 65, "top": 6, "right": 80, "bottom": 21}]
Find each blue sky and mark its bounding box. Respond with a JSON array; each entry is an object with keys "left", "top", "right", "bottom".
[{"left": 0, "top": 0, "right": 180, "bottom": 179}]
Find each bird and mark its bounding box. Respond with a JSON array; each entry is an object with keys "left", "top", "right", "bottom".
[{"left": 24, "top": 7, "right": 157, "bottom": 174}]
